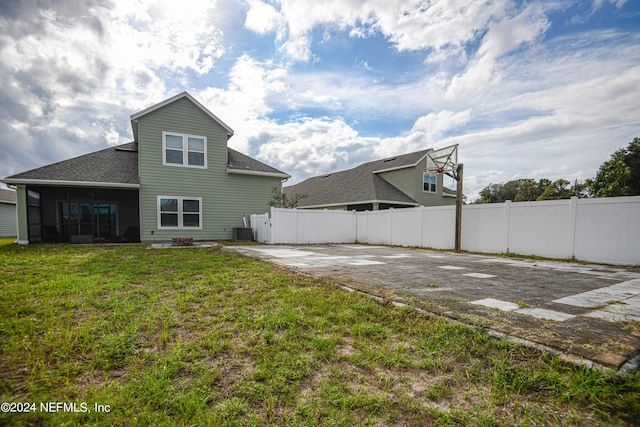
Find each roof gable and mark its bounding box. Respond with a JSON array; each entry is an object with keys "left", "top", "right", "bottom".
[
  {"left": 130, "top": 92, "right": 234, "bottom": 140},
  {"left": 283, "top": 150, "right": 433, "bottom": 208}
]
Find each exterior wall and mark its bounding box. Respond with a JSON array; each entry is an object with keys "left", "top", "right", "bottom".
[
  {"left": 377, "top": 158, "right": 456, "bottom": 207},
  {"left": 137, "top": 97, "right": 281, "bottom": 241},
  {"left": 0, "top": 202, "right": 17, "bottom": 237}
]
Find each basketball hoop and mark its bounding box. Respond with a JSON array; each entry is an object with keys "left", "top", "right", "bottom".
[
  {"left": 425, "top": 144, "right": 463, "bottom": 253},
  {"left": 426, "top": 144, "right": 459, "bottom": 180}
]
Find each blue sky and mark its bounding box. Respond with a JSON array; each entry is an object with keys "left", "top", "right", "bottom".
[{"left": 1, "top": 0, "right": 639, "bottom": 200}]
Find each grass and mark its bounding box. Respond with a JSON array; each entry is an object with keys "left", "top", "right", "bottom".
[{"left": 1, "top": 238, "right": 639, "bottom": 426}]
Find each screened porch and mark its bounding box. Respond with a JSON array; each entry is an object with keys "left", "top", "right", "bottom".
[{"left": 25, "top": 186, "right": 140, "bottom": 244}]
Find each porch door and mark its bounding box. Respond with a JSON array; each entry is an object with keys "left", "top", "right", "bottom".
[
  {"left": 94, "top": 203, "right": 117, "bottom": 240},
  {"left": 59, "top": 202, "right": 118, "bottom": 242}
]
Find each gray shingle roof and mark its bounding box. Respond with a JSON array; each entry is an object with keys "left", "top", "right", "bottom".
[
  {"left": 4, "top": 142, "right": 140, "bottom": 185},
  {"left": 227, "top": 148, "right": 290, "bottom": 177},
  {"left": 3, "top": 143, "right": 289, "bottom": 186},
  {"left": 284, "top": 150, "right": 430, "bottom": 207},
  {"left": 0, "top": 188, "right": 17, "bottom": 204}
]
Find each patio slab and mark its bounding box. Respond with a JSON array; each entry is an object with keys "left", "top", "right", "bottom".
[{"left": 227, "top": 244, "right": 640, "bottom": 372}]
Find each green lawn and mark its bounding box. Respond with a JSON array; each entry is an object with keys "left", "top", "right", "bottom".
[{"left": 0, "top": 239, "right": 638, "bottom": 426}]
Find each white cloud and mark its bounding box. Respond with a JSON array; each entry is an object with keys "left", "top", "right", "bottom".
[
  {"left": 243, "top": 0, "right": 509, "bottom": 62},
  {"left": 255, "top": 116, "right": 372, "bottom": 176},
  {"left": 411, "top": 110, "right": 473, "bottom": 139},
  {"left": 446, "top": 3, "right": 550, "bottom": 99},
  {"left": 244, "top": 0, "right": 281, "bottom": 34},
  {"left": 199, "top": 55, "right": 289, "bottom": 153}
]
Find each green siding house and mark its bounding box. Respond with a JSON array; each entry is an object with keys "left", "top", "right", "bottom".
[
  {"left": 283, "top": 150, "right": 456, "bottom": 211},
  {"left": 2, "top": 92, "right": 289, "bottom": 244}
]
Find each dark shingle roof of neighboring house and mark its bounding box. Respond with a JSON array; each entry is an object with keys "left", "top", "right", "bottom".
[
  {"left": 4, "top": 142, "right": 140, "bottom": 187},
  {"left": 227, "top": 148, "right": 290, "bottom": 178},
  {"left": 0, "top": 188, "right": 17, "bottom": 204},
  {"left": 284, "top": 149, "right": 430, "bottom": 208},
  {"left": 3, "top": 142, "right": 289, "bottom": 186}
]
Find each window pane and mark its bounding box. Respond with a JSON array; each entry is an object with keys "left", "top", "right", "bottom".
[
  {"left": 160, "top": 198, "right": 178, "bottom": 212},
  {"left": 183, "top": 199, "right": 200, "bottom": 213},
  {"left": 187, "top": 137, "right": 204, "bottom": 152},
  {"left": 161, "top": 213, "right": 178, "bottom": 227},
  {"left": 423, "top": 173, "right": 437, "bottom": 192},
  {"left": 166, "top": 149, "right": 183, "bottom": 164},
  {"left": 165, "top": 134, "right": 183, "bottom": 149},
  {"left": 80, "top": 203, "right": 92, "bottom": 223},
  {"left": 183, "top": 213, "right": 200, "bottom": 227},
  {"left": 188, "top": 151, "right": 205, "bottom": 166}
]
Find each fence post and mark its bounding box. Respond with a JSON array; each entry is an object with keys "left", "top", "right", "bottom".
[
  {"left": 418, "top": 206, "right": 424, "bottom": 248},
  {"left": 352, "top": 210, "right": 357, "bottom": 243},
  {"left": 504, "top": 200, "right": 511, "bottom": 253},
  {"left": 388, "top": 208, "right": 394, "bottom": 245},
  {"left": 270, "top": 207, "right": 276, "bottom": 244},
  {"left": 324, "top": 209, "right": 328, "bottom": 243},
  {"left": 569, "top": 196, "right": 578, "bottom": 259},
  {"left": 365, "top": 210, "right": 370, "bottom": 244},
  {"left": 294, "top": 208, "right": 299, "bottom": 244}
]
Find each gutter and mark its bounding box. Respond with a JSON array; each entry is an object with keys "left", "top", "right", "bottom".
[
  {"left": 227, "top": 169, "right": 291, "bottom": 179},
  {"left": 1, "top": 179, "right": 140, "bottom": 189}
]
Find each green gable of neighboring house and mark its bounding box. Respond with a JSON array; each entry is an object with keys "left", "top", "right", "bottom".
[
  {"left": 2, "top": 92, "right": 289, "bottom": 244},
  {"left": 283, "top": 150, "right": 456, "bottom": 211}
]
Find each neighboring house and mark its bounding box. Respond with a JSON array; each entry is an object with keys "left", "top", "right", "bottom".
[
  {"left": 284, "top": 149, "right": 456, "bottom": 211},
  {"left": 2, "top": 92, "right": 289, "bottom": 244},
  {"left": 0, "top": 188, "right": 17, "bottom": 238}
]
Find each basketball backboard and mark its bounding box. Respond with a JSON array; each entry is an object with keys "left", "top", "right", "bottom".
[{"left": 426, "top": 144, "right": 459, "bottom": 179}]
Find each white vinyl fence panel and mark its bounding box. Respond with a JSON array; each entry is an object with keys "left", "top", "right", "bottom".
[
  {"left": 573, "top": 197, "right": 640, "bottom": 265},
  {"left": 252, "top": 196, "right": 640, "bottom": 265},
  {"left": 461, "top": 203, "right": 507, "bottom": 253},
  {"left": 250, "top": 213, "right": 270, "bottom": 243}
]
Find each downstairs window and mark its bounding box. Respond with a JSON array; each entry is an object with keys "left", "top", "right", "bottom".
[{"left": 158, "top": 196, "right": 202, "bottom": 229}]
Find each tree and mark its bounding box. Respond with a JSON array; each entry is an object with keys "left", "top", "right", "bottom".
[
  {"left": 588, "top": 137, "right": 640, "bottom": 197},
  {"left": 537, "top": 179, "right": 574, "bottom": 200},
  {"left": 628, "top": 137, "right": 640, "bottom": 195},
  {"left": 269, "top": 187, "right": 307, "bottom": 208},
  {"left": 476, "top": 178, "right": 547, "bottom": 203},
  {"left": 514, "top": 180, "right": 539, "bottom": 201}
]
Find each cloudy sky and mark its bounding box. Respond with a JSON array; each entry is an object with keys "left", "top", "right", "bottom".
[{"left": 1, "top": 0, "right": 638, "bottom": 200}]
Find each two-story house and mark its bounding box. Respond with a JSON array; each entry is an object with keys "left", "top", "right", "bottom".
[
  {"left": 283, "top": 150, "right": 456, "bottom": 211},
  {"left": 2, "top": 92, "right": 289, "bottom": 244}
]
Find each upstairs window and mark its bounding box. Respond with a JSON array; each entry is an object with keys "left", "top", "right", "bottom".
[
  {"left": 423, "top": 172, "right": 437, "bottom": 193},
  {"left": 163, "top": 132, "right": 207, "bottom": 168}
]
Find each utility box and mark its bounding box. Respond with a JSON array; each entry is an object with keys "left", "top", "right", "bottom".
[{"left": 232, "top": 227, "right": 253, "bottom": 242}]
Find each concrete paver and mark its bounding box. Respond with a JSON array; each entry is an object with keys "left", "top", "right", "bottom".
[{"left": 228, "top": 244, "right": 640, "bottom": 371}]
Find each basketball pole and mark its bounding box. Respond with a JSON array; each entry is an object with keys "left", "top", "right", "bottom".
[{"left": 455, "top": 163, "right": 463, "bottom": 253}]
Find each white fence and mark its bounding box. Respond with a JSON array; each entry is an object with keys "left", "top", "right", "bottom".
[{"left": 251, "top": 196, "right": 640, "bottom": 265}]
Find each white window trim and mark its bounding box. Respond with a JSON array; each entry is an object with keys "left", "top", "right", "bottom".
[
  {"left": 157, "top": 196, "right": 203, "bottom": 229},
  {"left": 162, "top": 131, "right": 207, "bottom": 169},
  {"left": 422, "top": 172, "right": 438, "bottom": 194}
]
